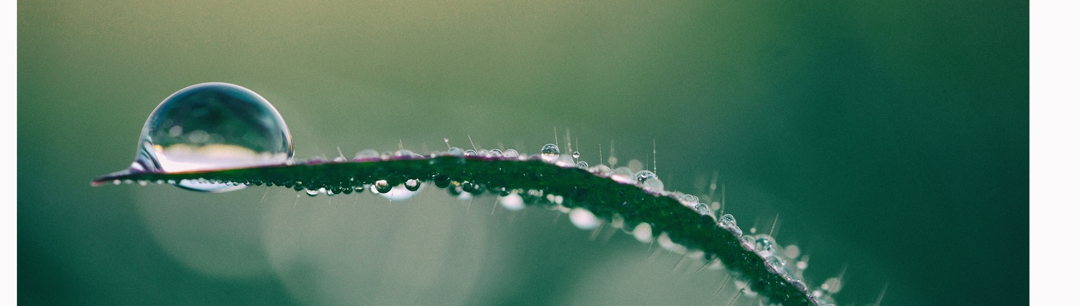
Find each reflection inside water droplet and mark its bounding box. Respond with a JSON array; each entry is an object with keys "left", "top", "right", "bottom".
[
  {"left": 540, "top": 144, "right": 560, "bottom": 163},
  {"left": 119, "top": 82, "right": 294, "bottom": 192}
]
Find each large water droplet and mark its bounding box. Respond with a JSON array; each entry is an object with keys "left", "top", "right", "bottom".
[
  {"left": 118, "top": 83, "right": 293, "bottom": 192},
  {"left": 540, "top": 144, "right": 560, "bottom": 163}
]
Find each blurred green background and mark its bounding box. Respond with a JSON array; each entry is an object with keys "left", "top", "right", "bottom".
[{"left": 18, "top": 0, "right": 1027, "bottom": 305}]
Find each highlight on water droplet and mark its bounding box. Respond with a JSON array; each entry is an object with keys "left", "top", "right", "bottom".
[{"left": 95, "top": 82, "right": 293, "bottom": 192}]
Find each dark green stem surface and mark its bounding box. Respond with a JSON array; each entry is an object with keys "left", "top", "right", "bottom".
[{"left": 95, "top": 156, "right": 814, "bottom": 305}]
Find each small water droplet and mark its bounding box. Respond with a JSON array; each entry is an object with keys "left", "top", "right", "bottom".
[
  {"left": 305, "top": 189, "right": 319, "bottom": 197},
  {"left": 731, "top": 233, "right": 751, "bottom": 247},
  {"left": 571, "top": 151, "right": 580, "bottom": 159},
  {"left": 374, "top": 180, "right": 391, "bottom": 193},
  {"left": 576, "top": 161, "right": 589, "bottom": 169},
  {"left": 718, "top": 214, "right": 742, "bottom": 236},
  {"left": 632, "top": 223, "right": 653, "bottom": 243},
  {"left": 754, "top": 235, "right": 775, "bottom": 257},
  {"left": 569, "top": 208, "right": 599, "bottom": 230},
  {"left": 540, "top": 144, "right": 560, "bottom": 163},
  {"left": 693, "top": 202, "right": 714, "bottom": 219},
  {"left": 353, "top": 149, "right": 379, "bottom": 161},
  {"left": 642, "top": 177, "right": 664, "bottom": 192},
  {"left": 502, "top": 149, "right": 519, "bottom": 158},
  {"left": 633, "top": 170, "right": 655, "bottom": 184},
  {"left": 610, "top": 167, "right": 635, "bottom": 184},
  {"left": 445, "top": 147, "right": 464, "bottom": 156},
  {"left": 555, "top": 154, "right": 576, "bottom": 167},
  {"left": 118, "top": 83, "right": 293, "bottom": 193},
  {"left": 678, "top": 194, "right": 699, "bottom": 207},
  {"left": 404, "top": 179, "right": 421, "bottom": 191},
  {"left": 499, "top": 193, "right": 525, "bottom": 211},
  {"left": 464, "top": 149, "right": 477, "bottom": 157},
  {"left": 656, "top": 232, "right": 687, "bottom": 254},
  {"left": 719, "top": 214, "right": 737, "bottom": 228},
  {"left": 765, "top": 255, "right": 785, "bottom": 271},
  {"left": 489, "top": 149, "right": 503, "bottom": 158},
  {"left": 394, "top": 149, "right": 421, "bottom": 159}
]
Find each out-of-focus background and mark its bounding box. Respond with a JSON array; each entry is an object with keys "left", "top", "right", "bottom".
[{"left": 18, "top": 1, "right": 1027, "bottom": 305}]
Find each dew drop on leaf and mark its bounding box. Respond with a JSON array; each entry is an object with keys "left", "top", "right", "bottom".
[
  {"left": 633, "top": 170, "right": 656, "bottom": 184},
  {"left": 404, "top": 179, "right": 421, "bottom": 191},
  {"left": 576, "top": 161, "right": 589, "bottom": 169},
  {"left": 119, "top": 82, "right": 293, "bottom": 192},
  {"left": 540, "top": 143, "right": 560, "bottom": 163}
]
